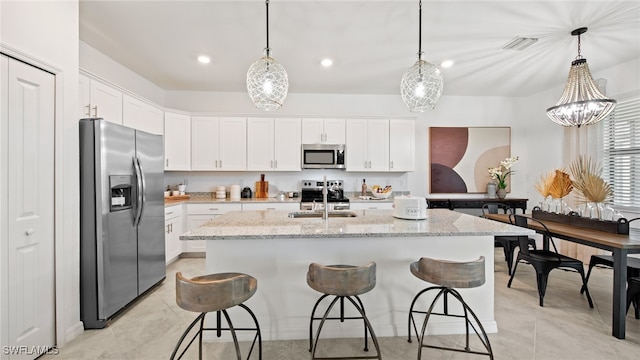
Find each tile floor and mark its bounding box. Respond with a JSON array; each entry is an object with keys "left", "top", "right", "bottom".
[{"left": 45, "top": 250, "right": 640, "bottom": 360}]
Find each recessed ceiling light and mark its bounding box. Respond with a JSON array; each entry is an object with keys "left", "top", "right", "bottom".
[
  {"left": 197, "top": 55, "right": 211, "bottom": 64},
  {"left": 441, "top": 60, "right": 454, "bottom": 68},
  {"left": 320, "top": 58, "right": 334, "bottom": 67}
]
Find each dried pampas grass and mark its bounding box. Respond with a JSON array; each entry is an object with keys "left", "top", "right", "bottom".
[
  {"left": 534, "top": 171, "right": 554, "bottom": 198},
  {"left": 570, "top": 155, "right": 613, "bottom": 203},
  {"left": 549, "top": 170, "right": 573, "bottom": 199}
]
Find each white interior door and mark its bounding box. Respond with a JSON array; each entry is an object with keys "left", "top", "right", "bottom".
[{"left": 2, "top": 55, "right": 55, "bottom": 359}]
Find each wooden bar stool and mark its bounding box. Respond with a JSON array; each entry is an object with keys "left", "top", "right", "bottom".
[
  {"left": 307, "top": 262, "right": 381, "bottom": 360},
  {"left": 407, "top": 256, "right": 493, "bottom": 359},
  {"left": 170, "top": 272, "right": 262, "bottom": 360}
]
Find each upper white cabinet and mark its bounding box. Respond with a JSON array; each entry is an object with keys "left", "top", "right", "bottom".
[
  {"left": 122, "top": 94, "right": 163, "bottom": 135},
  {"left": 302, "top": 118, "right": 345, "bottom": 144},
  {"left": 389, "top": 119, "right": 415, "bottom": 172},
  {"left": 247, "top": 117, "right": 301, "bottom": 171},
  {"left": 191, "top": 116, "right": 246, "bottom": 171},
  {"left": 164, "top": 111, "right": 191, "bottom": 170},
  {"left": 346, "top": 119, "right": 389, "bottom": 172},
  {"left": 79, "top": 73, "right": 123, "bottom": 124}
]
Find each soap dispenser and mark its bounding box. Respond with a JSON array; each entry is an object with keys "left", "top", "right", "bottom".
[{"left": 361, "top": 179, "right": 367, "bottom": 196}]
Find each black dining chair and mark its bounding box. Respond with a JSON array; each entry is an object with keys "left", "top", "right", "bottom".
[
  {"left": 508, "top": 214, "right": 594, "bottom": 308},
  {"left": 481, "top": 204, "right": 536, "bottom": 276},
  {"left": 627, "top": 277, "right": 640, "bottom": 319}
]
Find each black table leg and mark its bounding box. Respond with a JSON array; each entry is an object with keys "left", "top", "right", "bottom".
[{"left": 612, "top": 250, "right": 628, "bottom": 339}]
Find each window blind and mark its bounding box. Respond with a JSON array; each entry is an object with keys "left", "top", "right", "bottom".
[{"left": 603, "top": 95, "right": 640, "bottom": 211}]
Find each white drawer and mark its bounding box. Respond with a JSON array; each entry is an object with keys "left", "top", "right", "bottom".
[
  {"left": 242, "top": 202, "right": 299, "bottom": 211},
  {"left": 350, "top": 202, "right": 394, "bottom": 210},
  {"left": 187, "top": 203, "right": 241, "bottom": 215},
  {"left": 164, "top": 204, "right": 183, "bottom": 220}
]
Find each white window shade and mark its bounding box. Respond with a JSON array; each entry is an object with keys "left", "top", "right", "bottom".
[{"left": 603, "top": 95, "right": 640, "bottom": 211}]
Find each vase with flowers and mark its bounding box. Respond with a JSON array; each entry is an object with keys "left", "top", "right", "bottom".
[{"left": 488, "top": 156, "right": 519, "bottom": 199}]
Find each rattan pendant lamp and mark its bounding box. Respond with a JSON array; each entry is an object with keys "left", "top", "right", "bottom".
[
  {"left": 546, "top": 27, "right": 616, "bottom": 127},
  {"left": 246, "top": 0, "right": 288, "bottom": 111},
  {"left": 400, "top": 0, "right": 443, "bottom": 112}
]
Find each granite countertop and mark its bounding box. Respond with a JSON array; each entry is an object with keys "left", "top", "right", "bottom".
[{"left": 180, "top": 209, "right": 534, "bottom": 240}]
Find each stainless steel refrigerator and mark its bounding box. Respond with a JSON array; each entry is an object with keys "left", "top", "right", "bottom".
[{"left": 80, "top": 118, "right": 166, "bottom": 329}]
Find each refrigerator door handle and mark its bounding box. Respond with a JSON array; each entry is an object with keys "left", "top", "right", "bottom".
[
  {"left": 133, "top": 157, "right": 144, "bottom": 226},
  {"left": 136, "top": 157, "right": 147, "bottom": 225}
]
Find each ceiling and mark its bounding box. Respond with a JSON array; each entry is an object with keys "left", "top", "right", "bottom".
[{"left": 79, "top": 0, "right": 640, "bottom": 97}]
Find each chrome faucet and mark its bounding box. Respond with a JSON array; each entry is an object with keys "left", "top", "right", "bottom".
[{"left": 322, "top": 176, "right": 328, "bottom": 220}]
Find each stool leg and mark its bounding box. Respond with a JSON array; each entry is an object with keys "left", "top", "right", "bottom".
[
  {"left": 407, "top": 286, "right": 439, "bottom": 343},
  {"left": 219, "top": 309, "right": 242, "bottom": 360},
  {"left": 310, "top": 296, "right": 341, "bottom": 360},
  {"left": 309, "top": 294, "right": 330, "bottom": 352},
  {"left": 417, "top": 288, "right": 447, "bottom": 359},
  {"left": 353, "top": 295, "right": 369, "bottom": 351},
  {"left": 345, "top": 295, "right": 382, "bottom": 360},
  {"left": 170, "top": 312, "right": 206, "bottom": 360},
  {"left": 417, "top": 287, "right": 494, "bottom": 359},
  {"left": 238, "top": 303, "right": 263, "bottom": 360}
]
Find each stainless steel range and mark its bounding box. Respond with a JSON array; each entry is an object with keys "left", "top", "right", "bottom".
[{"left": 300, "top": 179, "right": 350, "bottom": 211}]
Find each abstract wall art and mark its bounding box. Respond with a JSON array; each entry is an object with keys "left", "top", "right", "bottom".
[{"left": 429, "top": 127, "right": 511, "bottom": 194}]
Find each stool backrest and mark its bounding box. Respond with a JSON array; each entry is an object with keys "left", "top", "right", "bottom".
[
  {"left": 176, "top": 272, "right": 257, "bottom": 313},
  {"left": 481, "top": 203, "right": 511, "bottom": 215},
  {"left": 307, "top": 262, "right": 376, "bottom": 296},
  {"left": 416, "top": 256, "right": 485, "bottom": 288}
]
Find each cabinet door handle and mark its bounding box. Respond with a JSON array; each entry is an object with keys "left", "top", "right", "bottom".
[
  {"left": 390, "top": 160, "right": 394, "bottom": 169},
  {"left": 25, "top": 229, "right": 35, "bottom": 236},
  {"left": 166, "top": 211, "right": 174, "bottom": 215},
  {"left": 209, "top": 208, "right": 219, "bottom": 211},
  {"left": 166, "top": 159, "right": 169, "bottom": 167},
  {"left": 274, "top": 160, "right": 278, "bottom": 169},
  {"left": 219, "top": 160, "right": 222, "bottom": 168},
  {"left": 92, "top": 106, "right": 98, "bottom": 117},
  {"left": 85, "top": 104, "right": 91, "bottom": 116}
]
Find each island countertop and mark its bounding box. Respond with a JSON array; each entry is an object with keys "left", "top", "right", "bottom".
[{"left": 180, "top": 208, "right": 534, "bottom": 240}]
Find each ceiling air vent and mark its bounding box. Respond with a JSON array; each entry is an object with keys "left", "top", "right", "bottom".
[{"left": 501, "top": 36, "right": 538, "bottom": 51}]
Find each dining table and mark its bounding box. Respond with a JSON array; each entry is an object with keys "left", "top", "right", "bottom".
[{"left": 483, "top": 213, "right": 640, "bottom": 339}]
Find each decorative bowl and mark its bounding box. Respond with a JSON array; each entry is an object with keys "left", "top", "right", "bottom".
[{"left": 369, "top": 186, "right": 392, "bottom": 199}]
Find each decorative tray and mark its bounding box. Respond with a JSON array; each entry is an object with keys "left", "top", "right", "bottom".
[{"left": 531, "top": 208, "right": 629, "bottom": 235}]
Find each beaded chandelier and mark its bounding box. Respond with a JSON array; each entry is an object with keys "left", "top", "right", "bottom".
[{"left": 546, "top": 27, "right": 616, "bottom": 127}]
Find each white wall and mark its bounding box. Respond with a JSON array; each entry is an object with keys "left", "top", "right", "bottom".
[
  {"left": 163, "top": 90, "right": 537, "bottom": 199},
  {"left": 80, "top": 41, "right": 165, "bottom": 105},
  {"left": 1, "top": 0, "right": 82, "bottom": 347}
]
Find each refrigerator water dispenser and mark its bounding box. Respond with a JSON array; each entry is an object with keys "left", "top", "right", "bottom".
[{"left": 109, "top": 175, "right": 133, "bottom": 211}]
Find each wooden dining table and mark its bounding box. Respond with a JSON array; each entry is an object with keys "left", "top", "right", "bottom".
[{"left": 484, "top": 213, "right": 640, "bottom": 339}]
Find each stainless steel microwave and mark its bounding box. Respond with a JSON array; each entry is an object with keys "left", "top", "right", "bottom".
[{"left": 302, "top": 144, "right": 346, "bottom": 169}]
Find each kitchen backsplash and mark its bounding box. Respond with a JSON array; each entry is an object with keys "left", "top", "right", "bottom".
[{"left": 164, "top": 170, "right": 409, "bottom": 194}]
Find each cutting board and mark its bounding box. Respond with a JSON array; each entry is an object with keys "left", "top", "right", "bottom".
[{"left": 255, "top": 174, "right": 269, "bottom": 198}]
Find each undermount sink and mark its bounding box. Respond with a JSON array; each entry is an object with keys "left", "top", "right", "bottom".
[{"left": 288, "top": 211, "right": 358, "bottom": 218}]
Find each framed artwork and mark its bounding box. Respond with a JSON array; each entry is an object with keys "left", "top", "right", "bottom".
[{"left": 429, "top": 127, "right": 511, "bottom": 194}]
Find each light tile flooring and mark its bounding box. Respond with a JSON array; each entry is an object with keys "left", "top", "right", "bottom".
[{"left": 45, "top": 250, "right": 640, "bottom": 360}]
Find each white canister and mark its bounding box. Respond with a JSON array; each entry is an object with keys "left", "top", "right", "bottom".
[
  {"left": 215, "top": 185, "right": 226, "bottom": 199},
  {"left": 229, "top": 185, "right": 241, "bottom": 200}
]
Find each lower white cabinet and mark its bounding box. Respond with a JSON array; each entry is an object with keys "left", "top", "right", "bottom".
[
  {"left": 165, "top": 204, "right": 184, "bottom": 264},
  {"left": 241, "top": 202, "right": 299, "bottom": 211},
  {"left": 350, "top": 202, "right": 394, "bottom": 210},
  {"left": 186, "top": 203, "right": 242, "bottom": 252}
]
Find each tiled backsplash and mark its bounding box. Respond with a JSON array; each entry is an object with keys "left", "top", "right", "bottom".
[{"left": 164, "top": 171, "right": 410, "bottom": 194}]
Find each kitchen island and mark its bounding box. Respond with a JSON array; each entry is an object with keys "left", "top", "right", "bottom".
[{"left": 180, "top": 209, "right": 533, "bottom": 341}]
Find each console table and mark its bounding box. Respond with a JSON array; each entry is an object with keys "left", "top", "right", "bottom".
[{"left": 426, "top": 198, "right": 529, "bottom": 213}]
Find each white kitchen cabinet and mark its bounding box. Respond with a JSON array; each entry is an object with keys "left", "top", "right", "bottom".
[
  {"left": 389, "top": 119, "right": 415, "bottom": 172},
  {"left": 241, "top": 202, "right": 299, "bottom": 211},
  {"left": 79, "top": 73, "right": 123, "bottom": 124},
  {"left": 346, "top": 119, "right": 389, "bottom": 172},
  {"left": 164, "top": 204, "right": 184, "bottom": 264},
  {"left": 247, "top": 117, "right": 301, "bottom": 171},
  {"left": 185, "top": 203, "right": 242, "bottom": 252},
  {"left": 302, "top": 118, "right": 345, "bottom": 144},
  {"left": 191, "top": 116, "right": 246, "bottom": 171},
  {"left": 164, "top": 111, "right": 191, "bottom": 170},
  {"left": 350, "top": 201, "right": 394, "bottom": 210},
  {"left": 123, "top": 94, "right": 163, "bottom": 135}
]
